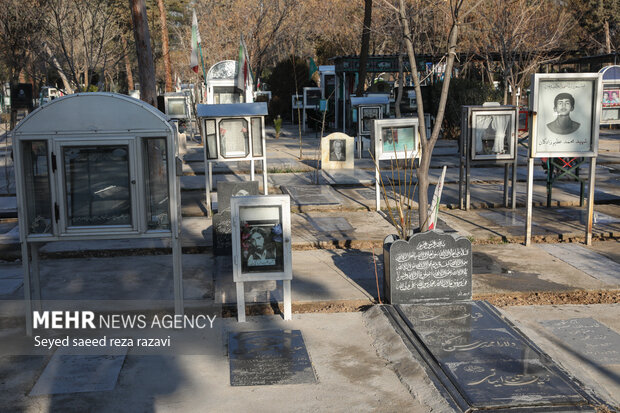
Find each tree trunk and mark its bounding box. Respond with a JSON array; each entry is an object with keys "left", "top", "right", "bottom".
[
  {"left": 157, "top": 0, "right": 172, "bottom": 93},
  {"left": 398, "top": 0, "right": 462, "bottom": 232},
  {"left": 604, "top": 19, "right": 611, "bottom": 54},
  {"left": 395, "top": 51, "right": 404, "bottom": 118},
  {"left": 356, "top": 0, "right": 372, "bottom": 96},
  {"left": 130, "top": 0, "right": 157, "bottom": 107},
  {"left": 122, "top": 35, "right": 135, "bottom": 91}
]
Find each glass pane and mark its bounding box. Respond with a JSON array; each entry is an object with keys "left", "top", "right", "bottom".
[
  {"left": 205, "top": 120, "right": 217, "bottom": 159},
  {"left": 251, "top": 117, "right": 262, "bottom": 157},
  {"left": 144, "top": 139, "right": 170, "bottom": 230},
  {"left": 22, "top": 141, "right": 52, "bottom": 234},
  {"left": 382, "top": 126, "right": 415, "bottom": 154},
  {"left": 219, "top": 119, "right": 249, "bottom": 158},
  {"left": 63, "top": 146, "right": 131, "bottom": 227},
  {"left": 362, "top": 107, "right": 380, "bottom": 134},
  {"left": 167, "top": 98, "right": 186, "bottom": 117},
  {"left": 239, "top": 205, "right": 283, "bottom": 273}
]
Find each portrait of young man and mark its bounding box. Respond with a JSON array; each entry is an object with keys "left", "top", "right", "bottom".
[{"left": 546, "top": 92, "right": 581, "bottom": 135}]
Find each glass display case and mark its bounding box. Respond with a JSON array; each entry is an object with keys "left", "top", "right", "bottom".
[
  {"left": 197, "top": 102, "right": 269, "bottom": 215},
  {"left": 12, "top": 92, "right": 183, "bottom": 334},
  {"left": 371, "top": 118, "right": 420, "bottom": 161}
]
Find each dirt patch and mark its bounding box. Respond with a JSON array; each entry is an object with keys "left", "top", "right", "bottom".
[{"left": 475, "top": 290, "right": 620, "bottom": 307}]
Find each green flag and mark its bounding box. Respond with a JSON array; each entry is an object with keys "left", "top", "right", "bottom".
[{"left": 309, "top": 57, "right": 319, "bottom": 84}]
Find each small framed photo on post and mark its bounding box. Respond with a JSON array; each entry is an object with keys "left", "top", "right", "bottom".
[
  {"left": 530, "top": 73, "right": 602, "bottom": 158},
  {"left": 371, "top": 118, "right": 420, "bottom": 161},
  {"left": 231, "top": 195, "right": 292, "bottom": 282},
  {"left": 470, "top": 109, "right": 517, "bottom": 161}
]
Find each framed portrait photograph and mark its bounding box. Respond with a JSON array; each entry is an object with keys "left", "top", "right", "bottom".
[
  {"left": 372, "top": 118, "right": 420, "bottom": 161},
  {"left": 360, "top": 106, "right": 381, "bottom": 135},
  {"left": 470, "top": 109, "right": 517, "bottom": 160},
  {"left": 329, "top": 139, "right": 346, "bottom": 162},
  {"left": 530, "top": 73, "right": 602, "bottom": 158},
  {"left": 602, "top": 89, "right": 620, "bottom": 107},
  {"left": 231, "top": 195, "right": 292, "bottom": 282}
]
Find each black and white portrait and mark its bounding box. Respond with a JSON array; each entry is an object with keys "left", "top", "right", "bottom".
[
  {"left": 546, "top": 93, "right": 580, "bottom": 135},
  {"left": 534, "top": 76, "right": 596, "bottom": 156},
  {"left": 361, "top": 107, "right": 380, "bottom": 134},
  {"left": 329, "top": 139, "right": 346, "bottom": 162}
]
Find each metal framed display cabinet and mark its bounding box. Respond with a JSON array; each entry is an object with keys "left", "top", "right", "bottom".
[
  {"left": 198, "top": 102, "right": 269, "bottom": 215},
  {"left": 526, "top": 72, "right": 603, "bottom": 246},
  {"left": 459, "top": 104, "right": 518, "bottom": 210},
  {"left": 351, "top": 95, "right": 389, "bottom": 158},
  {"left": 230, "top": 195, "right": 292, "bottom": 322},
  {"left": 599, "top": 65, "right": 620, "bottom": 125},
  {"left": 370, "top": 118, "right": 421, "bottom": 210},
  {"left": 11, "top": 93, "right": 183, "bottom": 334}
]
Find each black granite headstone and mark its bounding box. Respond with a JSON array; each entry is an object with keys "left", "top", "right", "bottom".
[
  {"left": 383, "top": 231, "right": 472, "bottom": 304},
  {"left": 394, "top": 302, "right": 591, "bottom": 410},
  {"left": 213, "top": 181, "right": 259, "bottom": 256},
  {"left": 229, "top": 329, "right": 316, "bottom": 386},
  {"left": 217, "top": 181, "right": 260, "bottom": 212}
]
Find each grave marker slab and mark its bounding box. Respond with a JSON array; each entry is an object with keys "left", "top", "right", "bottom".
[
  {"left": 30, "top": 346, "right": 127, "bottom": 395},
  {"left": 392, "top": 302, "right": 591, "bottom": 410},
  {"left": 308, "top": 217, "right": 353, "bottom": 232},
  {"left": 540, "top": 318, "right": 620, "bottom": 365},
  {"left": 538, "top": 244, "right": 620, "bottom": 285},
  {"left": 478, "top": 210, "right": 526, "bottom": 227},
  {"left": 217, "top": 181, "right": 260, "bottom": 212},
  {"left": 281, "top": 185, "right": 341, "bottom": 206},
  {"left": 383, "top": 231, "right": 472, "bottom": 304},
  {"left": 321, "top": 132, "right": 354, "bottom": 170},
  {"left": 229, "top": 329, "right": 316, "bottom": 386}
]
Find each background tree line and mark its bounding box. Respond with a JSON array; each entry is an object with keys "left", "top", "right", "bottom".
[{"left": 0, "top": 0, "right": 617, "bottom": 102}]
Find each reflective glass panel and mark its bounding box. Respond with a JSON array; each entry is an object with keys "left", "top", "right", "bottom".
[
  {"left": 205, "top": 119, "right": 217, "bottom": 159},
  {"left": 219, "top": 119, "right": 249, "bottom": 158},
  {"left": 143, "top": 138, "right": 170, "bottom": 230},
  {"left": 251, "top": 117, "right": 262, "bottom": 156},
  {"left": 22, "top": 141, "right": 52, "bottom": 234},
  {"left": 63, "top": 145, "right": 131, "bottom": 227},
  {"left": 167, "top": 98, "right": 186, "bottom": 117}
]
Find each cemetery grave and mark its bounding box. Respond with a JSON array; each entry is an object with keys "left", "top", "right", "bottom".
[{"left": 379, "top": 230, "right": 602, "bottom": 412}]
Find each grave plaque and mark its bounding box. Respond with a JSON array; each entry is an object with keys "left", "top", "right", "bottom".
[
  {"left": 229, "top": 329, "right": 316, "bottom": 386},
  {"left": 321, "top": 132, "right": 354, "bottom": 170},
  {"left": 383, "top": 231, "right": 472, "bottom": 304},
  {"left": 213, "top": 181, "right": 259, "bottom": 255},
  {"left": 394, "top": 302, "right": 590, "bottom": 410},
  {"left": 217, "top": 181, "right": 260, "bottom": 212},
  {"left": 281, "top": 185, "right": 341, "bottom": 206},
  {"left": 540, "top": 318, "right": 620, "bottom": 365}
]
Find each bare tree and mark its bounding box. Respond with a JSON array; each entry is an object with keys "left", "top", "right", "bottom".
[
  {"left": 473, "top": 0, "right": 573, "bottom": 105},
  {"left": 130, "top": 0, "right": 156, "bottom": 106},
  {"left": 387, "top": 0, "right": 481, "bottom": 232},
  {"left": 157, "top": 0, "right": 173, "bottom": 92},
  {"left": 356, "top": 0, "right": 373, "bottom": 96}
]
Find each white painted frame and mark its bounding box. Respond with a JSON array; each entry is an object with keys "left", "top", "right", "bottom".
[
  {"left": 371, "top": 117, "right": 421, "bottom": 161},
  {"left": 530, "top": 73, "right": 602, "bottom": 158},
  {"left": 230, "top": 195, "right": 292, "bottom": 322}
]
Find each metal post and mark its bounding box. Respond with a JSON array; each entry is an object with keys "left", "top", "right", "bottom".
[
  {"left": 342, "top": 72, "right": 347, "bottom": 132},
  {"left": 206, "top": 162, "right": 212, "bottom": 217},
  {"left": 262, "top": 158, "right": 268, "bottom": 195},
  {"left": 236, "top": 281, "right": 246, "bottom": 322},
  {"left": 525, "top": 158, "right": 534, "bottom": 246},
  {"left": 31, "top": 243, "right": 42, "bottom": 311},
  {"left": 503, "top": 164, "right": 509, "bottom": 208},
  {"left": 250, "top": 159, "right": 255, "bottom": 182},
  {"left": 511, "top": 159, "right": 517, "bottom": 210},
  {"left": 172, "top": 234, "right": 184, "bottom": 317},
  {"left": 375, "top": 164, "right": 381, "bottom": 211},
  {"left": 283, "top": 280, "right": 292, "bottom": 321},
  {"left": 459, "top": 132, "right": 464, "bottom": 210},
  {"left": 586, "top": 157, "right": 596, "bottom": 245},
  {"left": 465, "top": 152, "right": 471, "bottom": 211},
  {"left": 546, "top": 158, "right": 552, "bottom": 207},
  {"left": 21, "top": 242, "right": 33, "bottom": 336}
]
